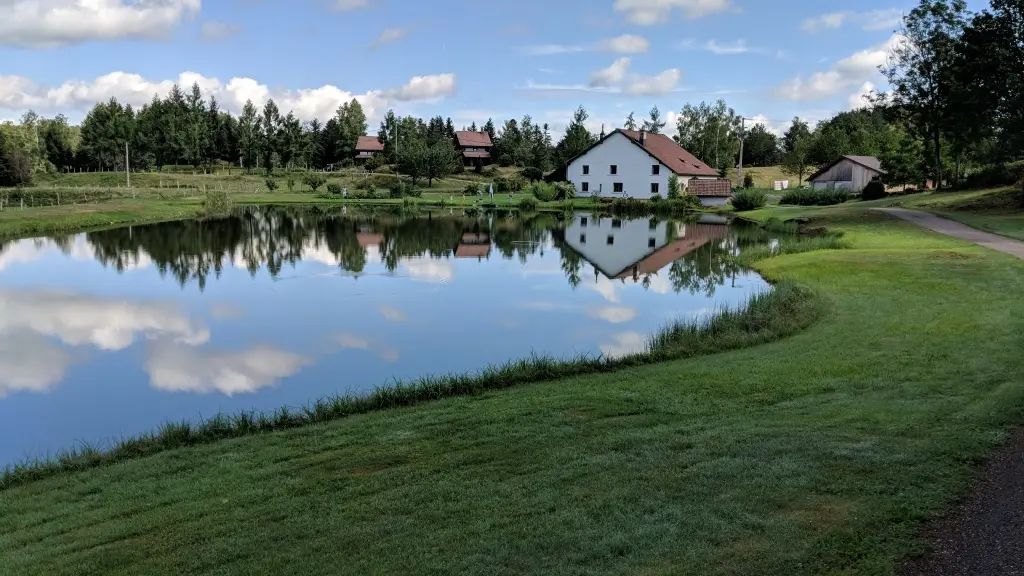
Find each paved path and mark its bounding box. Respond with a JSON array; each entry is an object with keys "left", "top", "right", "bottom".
[
  {"left": 900, "top": 429, "right": 1024, "bottom": 576},
  {"left": 876, "top": 208, "right": 1024, "bottom": 259}
]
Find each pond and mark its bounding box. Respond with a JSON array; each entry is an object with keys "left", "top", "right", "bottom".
[{"left": 0, "top": 207, "right": 782, "bottom": 466}]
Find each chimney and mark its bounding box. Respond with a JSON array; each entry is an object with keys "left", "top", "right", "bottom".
[{"left": 639, "top": 129, "right": 646, "bottom": 146}]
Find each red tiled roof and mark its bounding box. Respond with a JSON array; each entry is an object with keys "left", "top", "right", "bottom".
[
  {"left": 357, "top": 233, "right": 383, "bottom": 247},
  {"left": 614, "top": 224, "right": 730, "bottom": 279},
  {"left": 355, "top": 136, "right": 384, "bottom": 152},
  {"left": 618, "top": 130, "right": 719, "bottom": 177},
  {"left": 455, "top": 131, "right": 493, "bottom": 148},
  {"left": 462, "top": 151, "right": 492, "bottom": 159},
  {"left": 687, "top": 178, "right": 733, "bottom": 197}
]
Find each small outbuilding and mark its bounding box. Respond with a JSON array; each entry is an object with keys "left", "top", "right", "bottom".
[
  {"left": 807, "top": 155, "right": 885, "bottom": 192},
  {"left": 355, "top": 136, "right": 384, "bottom": 163},
  {"left": 454, "top": 131, "right": 494, "bottom": 167}
]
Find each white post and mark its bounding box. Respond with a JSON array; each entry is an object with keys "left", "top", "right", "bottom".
[{"left": 737, "top": 117, "right": 745, "bottom": 187}]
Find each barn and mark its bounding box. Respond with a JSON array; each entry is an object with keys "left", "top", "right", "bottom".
[{"left": 807, "top": 155, "right": 885, "bottom": 192}]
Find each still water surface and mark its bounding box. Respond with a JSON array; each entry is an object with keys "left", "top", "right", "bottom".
[{"left": 0, "top": 207, "right": 780, "bottom": 465}]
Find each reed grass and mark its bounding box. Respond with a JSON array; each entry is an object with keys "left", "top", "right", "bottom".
[{"left": 0, "top": 281, "right": 821, "bottom": 491}]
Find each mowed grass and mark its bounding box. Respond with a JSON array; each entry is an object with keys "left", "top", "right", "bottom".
[{"left": 0, "top": 208, "right": 1022, "bottom": 575}]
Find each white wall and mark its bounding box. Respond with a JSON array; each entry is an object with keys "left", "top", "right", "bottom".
[
  {"left": 563, "top": 213, "right": 669, "bottom": 277},
  {"left": 568, "top": 133, "right": 670, "bottom": 199}
]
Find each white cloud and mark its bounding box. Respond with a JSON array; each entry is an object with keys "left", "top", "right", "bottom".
[
  {"left": 746, "top": 114, "right": 792, "bottom": 137},
  {"left": 403, "top": 257, "right": 454, "bottom": 282},
  {"left": 335, "top": 332, "right": 370, "bottom": 350},
  {"left": 596, "top": 34, "right": 650, "bottom": 53},
  {"left": 379, "top": 306, "right": 407, "bottom": 323},
  {"left": 333, "top": 333, "right": 399, "bottom": 363},
  {"left": 524, "top": 34, "right": 650, "bottom": 56},
  {"left": 0, "top": 289, "right": 210, "bottom": 351},
  {"left": 200, "top": 21, "right": 240, "bottom": 42},
  {"left": 0, "top": 334, "right": 72, "bottom": 397},
  {"left": 848, "top": 81, "right": 876, "bottom": 110},
  {"left": 624, "top": 68, "right": 682, "bottom": 96},
  {"left": 0, "top": 0, "right": 201, "bottom": 48},
  {"left": 385, "top": 73, "right": 456, "bottom": 102},
  {"left": 802, "top": 9, "right": 903, "bottom": 33},
  {"left": 776, "top": 34, "right": 900, "bottom": 101},
  {"left": 0, "top": 70, "right": 456, "bottom": 122},
  {"left": 613, "top": 0, "right": 732, "bottom": 25},
  {"left": 590, "top": 58, "right": 632, "bottom": 87},
  {"left": 587, "top": 307, "right": 638, "bottom": 324},
  {"left": 599, "top": 332, "right": 647, "bottom": 359},
  {"left": 371, "top": 27, "right": 408, "bottom": 50},
  {"left": 146, "top": 343, "right": 310, "bottom": 396},
  {"left": 704, "top": 40, "right": 751, "bottom": 55}
]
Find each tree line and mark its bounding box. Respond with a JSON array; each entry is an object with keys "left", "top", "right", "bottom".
[{"left": 5, "top": 0, "right": 1024, "bottom": 196}]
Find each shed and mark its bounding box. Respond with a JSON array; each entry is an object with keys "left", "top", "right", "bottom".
[
  {"left": 807, "top": 156, "right": 884, "bottom": 192},
  {"left": 355, "top": 136, "right": 384, "bottom": 162}
]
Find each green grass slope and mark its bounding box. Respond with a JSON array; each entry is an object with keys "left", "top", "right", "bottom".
[{"left": 0, "top": 208, "right": 1022, "bottom": 575}]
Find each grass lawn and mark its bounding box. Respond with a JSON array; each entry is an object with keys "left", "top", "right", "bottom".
[
  {"left": 724, "top": 165, "right": 794, "bottom": 188},
  {"left": 1, "top": 206, "right": 1022, "bottom": 575}
]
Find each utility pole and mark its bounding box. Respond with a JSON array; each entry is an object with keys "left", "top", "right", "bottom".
[
  {"left": 125, "top": 141, "right": 130, "bottom": 188},
  {"left": 737, "top": 117, "right": 745, "bottom": 187}
]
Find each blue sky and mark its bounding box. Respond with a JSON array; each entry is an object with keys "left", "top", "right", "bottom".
[{"left": 0, "top": 0, "right": 991, "bottom": 135}]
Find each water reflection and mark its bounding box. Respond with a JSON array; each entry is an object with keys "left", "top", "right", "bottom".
[{"left": 0, "top": 207, "right": 786, "bottom": 464}]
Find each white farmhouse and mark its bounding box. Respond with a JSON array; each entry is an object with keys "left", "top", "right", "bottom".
[{"left": 566, "top": 129, "right": 729, "bottom": 206}]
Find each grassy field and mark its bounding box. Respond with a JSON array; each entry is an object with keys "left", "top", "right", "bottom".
[
  {"left": 725, "top": 165, "right": 793, "bottom": 188},
  {"left": 1, "top": 205, "right": 1022, "bottom": 575}
]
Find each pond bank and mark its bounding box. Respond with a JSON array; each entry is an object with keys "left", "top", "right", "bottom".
[{"left": 2, "top": 206, "right": 1021, "bottom": 575}]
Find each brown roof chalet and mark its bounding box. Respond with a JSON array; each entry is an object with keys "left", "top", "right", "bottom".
[
  {"left": 618, "top": 130, "right": 719, "bottom": 177},
  {"left": 455, "top": 131, "right": 493, "bottom": 148},
  {"left": 356, "top": 136, "right": 384, "bottom": 152}
]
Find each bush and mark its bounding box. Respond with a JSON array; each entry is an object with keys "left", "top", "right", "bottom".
[
  {"left": 265, "top": 178, "right": 278, "bottom": 191},
  {"left": 667, "top": 174, "right": 681, "bottom": 199},
  {"left": 364, "top": 155, "right": 383, "bottom": 173},
  {"left": 204, "top": 188, "right": 232, "bottom": 216},
  {"left": 861, "top": 179, "right": 886, "bottom": 201},
  {"left": 366, "top": 184, "right": 377, "bottom": 197},
  {"left": 553, "top": 181, "right": 576, "bottom": 201},
  {"left": 731, "top": 189, "right": 767, "bottom": 211},
  {"left": 650, "top": 193, "right": 662, "bottom": 202},
  {"left": 962, "top": 161, "right": 1024, "bottom": 189},
  {"left": 391, "top": 181, "right": 417, "bottom": 199},
  {"left": 303, "top": 174, "right": 327, "bottom": 192},
  {"left": 743, "top": 172, "right": 755, "bottom": 189},
  {"left": 463, "top": 183, "right": 481, "bottom": 196},
  {"left": 530, "top": 182, "right": 557, "bottom": 202},
  {"left": 495, "top": 175, "right": 527, "bottom": 193},
  {"left": 779, "top": 187, "right": 850, "bottom": 206},
  {"left": 818, "top": 188, "right": 851, "bottom": 205},
  {"left": 326, "top": 182, "right": 342, "bottom": 195},
  {"left": 481, "top": 165, "right": 499, "bottom": 177},
  {"left": 286, "top": 177, "right": 296, "bottom": 192},
  {"left": 779, "top": 188, "right": 818, "bottom": 206},
  {"left": 521, "top": 167, "right": 544, "bottom": 182},
  {"left": 518, "top": 196, "right": 539, "bottom": 211}
]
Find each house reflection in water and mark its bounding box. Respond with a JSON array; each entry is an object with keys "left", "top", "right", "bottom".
[
  {"left": 563, "top": 213, "right": 729, "bottom": 283},
  {"left": 455, "top": 232, "right": 491, "bottom": 260}
]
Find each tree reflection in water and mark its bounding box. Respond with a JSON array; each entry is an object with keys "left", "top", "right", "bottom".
[{"left": 3, "top": 206, "right": 790, "bottom": 295}]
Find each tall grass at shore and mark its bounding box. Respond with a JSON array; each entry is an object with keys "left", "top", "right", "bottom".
[{"left": 0, "top": 281, "right": 821, "bottom": 491}]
